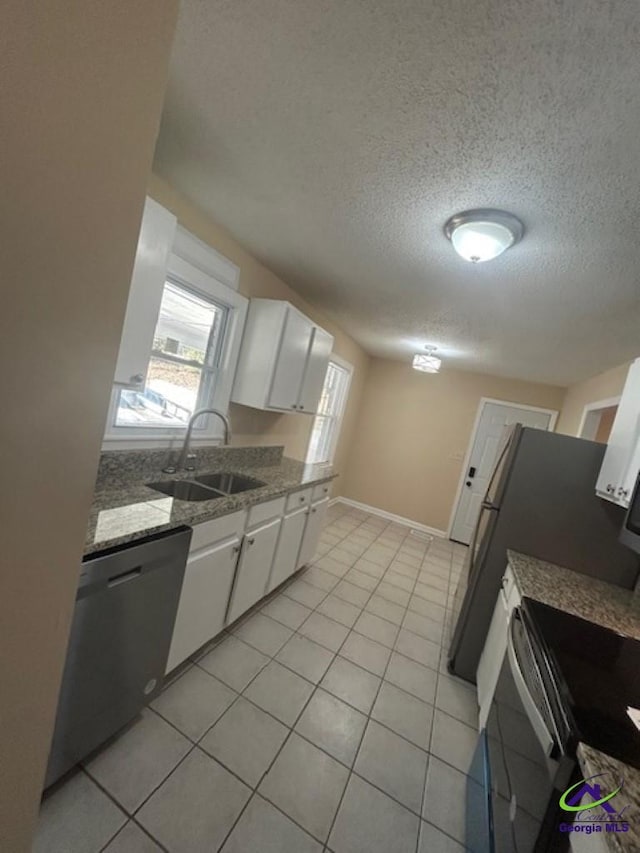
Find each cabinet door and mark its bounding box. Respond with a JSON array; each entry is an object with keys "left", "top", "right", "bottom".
[
  {"left": 267, "top": 308, "right": 314, "bottom": 411},
  {"left": 297, "top": 498, "right": 329, "bottom": 569},
  {"left": 298, "top": 326, "right": 333, "bottom": 413},
  {"left": 226, "top": 517, "right": 281, "bottom": 624},
  {"left": 267, "top": 508, "right": 308, "bottom": 592},
  {"left": 620, "top": 438, "right": 640, "bottom": 508},
  {"left": 165, "top": 536, "right": 240, "bottom": 673},
  {"left": 596, "top": 359, "right": 640, "bottom": 504},
  {"left": 113, "top": 197, "right": 177, "bottom": 387}
]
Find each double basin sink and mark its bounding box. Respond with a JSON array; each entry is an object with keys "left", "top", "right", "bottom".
[{"left": 148, "top": 472, "right": 267, "bottom": 502}]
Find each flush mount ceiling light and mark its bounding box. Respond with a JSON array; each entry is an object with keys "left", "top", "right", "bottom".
[
  {"left": 444, "top": 209, "right": 524, "bottom": 263},
  {"left": 412, "top": 345, "right": 441, "bottom": 373}
]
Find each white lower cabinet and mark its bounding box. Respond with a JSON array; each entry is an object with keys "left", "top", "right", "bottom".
[
  {"left": 165, "top": 536, "right": 241, "bottom": 673},
  {"left": 267, "top": 507, "right": 308, "bottom": 593},
  {"left": 297, "top": 497, "right": 329, "bottom": 569},
  {"left": 164, "top": 485, "right": 333, "bottom": 673},
  {"left": 226, "top": 516, "right": 281, "bottom": 624}
]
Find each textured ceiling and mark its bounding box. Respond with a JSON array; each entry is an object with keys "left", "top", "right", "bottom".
[{"left": 155, "top": 0, "right": 640, "bottom": 386}]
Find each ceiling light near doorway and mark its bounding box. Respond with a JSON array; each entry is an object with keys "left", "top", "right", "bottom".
[
  {"left": 444, "top": 209, "right": 524, "bottom": 263},
  {"left": 413, "top": 345, "right": 441, "bottom": 373}
]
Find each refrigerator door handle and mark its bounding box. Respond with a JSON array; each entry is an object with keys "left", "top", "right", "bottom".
[{"left": 468, "top": 503, "right": 493, "bottom": 570}]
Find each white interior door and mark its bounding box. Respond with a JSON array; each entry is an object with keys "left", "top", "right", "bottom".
[{"left": 450, "top": 402, "right": 555, "bottom": 545}]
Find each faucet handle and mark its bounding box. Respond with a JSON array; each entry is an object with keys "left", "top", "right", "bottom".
[{"left": 185, "top": 453, "right": 197, "bottom": 471}]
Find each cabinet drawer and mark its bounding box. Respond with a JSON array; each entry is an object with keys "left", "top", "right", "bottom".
[
  {"left": 312, "top": 481, "right": 332, "bottom": 502},
  {"left": 286, "top": 487, "right": 312, "bottom": 512},
  {"left": 247, "top": 496, "right": 286, "bottom": 528},
  {"left": 190, "top": 509, "right": 246, "bottom": 553}
]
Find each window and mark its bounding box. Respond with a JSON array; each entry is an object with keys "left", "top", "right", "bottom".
[
  {"left": 104, "top": 223, "right": 247, "bottom": 447},
  {"left": 306, "top": 358, "right": 352, "bottom": 464},
  {"left": 115, "top": 281, "right": 228, "bottom": 428}
]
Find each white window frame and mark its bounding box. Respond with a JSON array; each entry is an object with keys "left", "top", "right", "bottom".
[
  {"left": 306, "top": 354, "right": 353, "bottom": 465},
  {"left": 103, "top": 232, "right": 247, "bottom": 450}
]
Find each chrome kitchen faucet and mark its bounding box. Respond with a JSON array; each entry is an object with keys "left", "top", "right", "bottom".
[{"left": 163, "top": 408, "right": 231, "bottom": 473}]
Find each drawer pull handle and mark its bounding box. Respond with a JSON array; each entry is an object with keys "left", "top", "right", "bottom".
[{"left": 248, "top": 537, "right": 255, "bottom": 546}]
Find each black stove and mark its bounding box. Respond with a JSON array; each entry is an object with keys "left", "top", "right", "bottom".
[{"left": 522, "top": 597, "right": 640, "bottom": 771}]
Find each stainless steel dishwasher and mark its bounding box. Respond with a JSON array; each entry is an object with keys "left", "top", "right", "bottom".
[{"left": 44, "top": 526, "right": 192, "bottom": 788}]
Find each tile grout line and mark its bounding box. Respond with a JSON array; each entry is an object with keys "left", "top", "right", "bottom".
[
  {"left": 413, "top": 543, "right": 451, "bottom": 853},
  {"left": 321, "top": 521, "right": 425, "bottom": 850},
  {"left": 415, "top": 544, "right": 474, "bottom": 853},
  {"left": 199, "top": 509, "right": 396, "bottom": 850},
  {"left": 243, "top": 514, "right": 414, "bottom": 848},
  {"left": 210, "top": 517, "right": 392, "bottom": 851}
]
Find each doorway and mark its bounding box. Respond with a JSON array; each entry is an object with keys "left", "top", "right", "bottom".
[
  {"left": 578, "top": 397, "right": 620, "bottom": 444},
  {"left": 449, "top": 399, "right": 557, "bottom": 544}
]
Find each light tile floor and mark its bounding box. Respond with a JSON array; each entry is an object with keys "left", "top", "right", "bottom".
[{"left": 35, "top": 503, "right": 474, "bottom": 853}]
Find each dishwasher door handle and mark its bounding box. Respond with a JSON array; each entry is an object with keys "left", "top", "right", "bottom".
[{"left": 108, "top": 566, "right": 142, "bottom": 587}]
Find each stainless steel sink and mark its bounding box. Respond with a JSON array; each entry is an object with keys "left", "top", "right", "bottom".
[
  {"left": 195, "top": 472, "right": 266, "bottom": 494},
  {"left": 147, "top": 480, "right": 225, "bottom": 501},
  {"left": 147, "top": 471, "right": 266, "bottom": 501}
]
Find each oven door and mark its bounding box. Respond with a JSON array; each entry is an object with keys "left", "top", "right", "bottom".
[{"left": 467, "top": 608, "right": 575, "bottom": 853}]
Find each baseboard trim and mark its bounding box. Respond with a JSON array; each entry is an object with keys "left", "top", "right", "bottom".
[{"left": 331, "top": 496, "right": 447, "bottom": 539}]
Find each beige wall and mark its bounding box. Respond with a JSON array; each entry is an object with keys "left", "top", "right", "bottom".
[
  {"left": 341, "top": 359, "right": 567, "bottom": 532},
  {"left": 556, "top": 360, "right": 633, "bottom": 436},
  {"left": 147, "top": 174, "right": 370, "bottom": 487},
  {"left": 1, "top": 4, "right": 178, "bottom": 850}
]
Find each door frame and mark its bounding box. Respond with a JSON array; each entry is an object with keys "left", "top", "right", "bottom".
[
  {"left": 446, "top": 397, "right": 559, "bottom": 539},
  {"left": 576, "top": 396, "right": 621, "bottom": 440}
]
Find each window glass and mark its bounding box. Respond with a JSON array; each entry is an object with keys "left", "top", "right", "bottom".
[
  {"left": 115, "top": 281, "right": 227, "bottom": 428},
  {"left": 307, "top": 361, "right": 351, "bottom": 464}
]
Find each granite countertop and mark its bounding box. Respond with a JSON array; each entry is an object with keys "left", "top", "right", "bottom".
[
  {"left": 508, "top": 549, "right": 640, "bottom": 852},
  {"left": 85, "top": 445, "right": 336, "bottom": 556},
  {"left": 507, "top": 549, "right": 640, "bottom": 641},
  {"left": 577, "top": 744, "right": 640, "bottom": 853}
]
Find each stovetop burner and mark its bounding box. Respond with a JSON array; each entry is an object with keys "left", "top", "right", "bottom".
[{"left": 522, "top": 597, "right": 640, "bottom": 771}]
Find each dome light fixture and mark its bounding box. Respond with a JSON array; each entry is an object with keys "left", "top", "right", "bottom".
[
  {"left": 413, "top": 345, "right": 441, "bottom": 373},
  {"left": 444, "top": 208, "right": 524, "bottom": 263}
]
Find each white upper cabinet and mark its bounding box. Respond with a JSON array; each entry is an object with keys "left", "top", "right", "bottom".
[
  {"left": 231, "top": 299, "right": 334, "bottom": 414},
  {"left": 113, "top": 197, "right": 177, "bottom": 387},
  {"left": 298, "top": 327, "right": 334, "bottom": 413},
  {"left": 268, "top": 307, "right": 314, "bottom": 410},
  {"left": 596, "top": 357, "right": 640, "bottom": 507}
]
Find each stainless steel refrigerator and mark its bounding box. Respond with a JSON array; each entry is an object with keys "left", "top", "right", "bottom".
[{"left": 448, "top": 425, "right": 640, "bottom": 683}]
